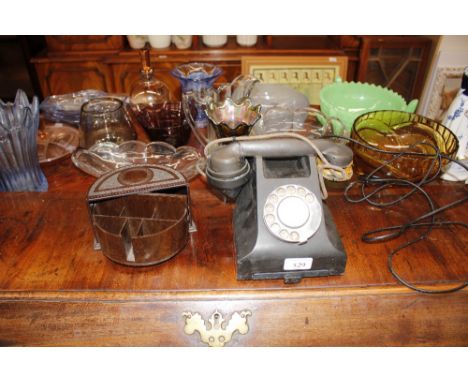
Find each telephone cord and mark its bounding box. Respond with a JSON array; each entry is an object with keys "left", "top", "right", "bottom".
[{"left": 330, "top": 134, "right": 467, "bottom": 294}]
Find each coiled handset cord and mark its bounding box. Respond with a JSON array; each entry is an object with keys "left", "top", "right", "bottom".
[{"left": 333, "top": 135, "right": 467, "bottom": 294}]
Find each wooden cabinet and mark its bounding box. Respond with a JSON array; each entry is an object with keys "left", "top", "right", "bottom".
[
  {"left": 45, "top": 35, "right": 124, "bottom": 52},
  {"left": 31, "top": 35, "right": 433, "bottom": 101},
  {"left": 108, "top": 54, "right": 241, "bottom": 98},
  {"left": 357, "top": 36, "right": 432, "bottom": 102},
  {"left": 0, "top": 160, "right": 466, "bottom": 346},
  {"left": 111, "top": 62, "right": 177, "bottom": 95},
  {"left": 34, "top": 59, "right": 114, "bottom": 95}
]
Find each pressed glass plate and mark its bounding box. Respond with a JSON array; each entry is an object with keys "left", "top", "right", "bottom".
[
  {"left": 71, "top": 140, "right": 203, "bottom": 181},
  {"left": 37, "top": 123, "right": 79, "bottom": 165}
]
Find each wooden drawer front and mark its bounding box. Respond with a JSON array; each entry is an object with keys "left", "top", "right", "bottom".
[
  {"left": 1, "top": 290, "right": 466, "bottom": 346},
  {"left": 45, "top": 36, "right": 124, "bottom": 52},
  {"left": 35, "top": 62, "right": 114, "bottom": 97}
]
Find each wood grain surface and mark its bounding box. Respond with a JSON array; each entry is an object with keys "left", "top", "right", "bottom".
[{"left": 0, "top": 153, "right": 466, "bottom": 346}]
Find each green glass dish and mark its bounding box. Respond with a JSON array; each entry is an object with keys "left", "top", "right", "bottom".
[{"left": 320, "top": 81, "right": 419, "bottom": 135}]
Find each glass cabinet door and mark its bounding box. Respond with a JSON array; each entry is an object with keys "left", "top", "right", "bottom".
[{"left": 358, "top": 36, "right": 433, "bottom": 101}]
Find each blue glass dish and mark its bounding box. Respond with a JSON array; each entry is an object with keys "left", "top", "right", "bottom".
[{"left": 40, "top": 89, "right": 106, "bottom": 125}]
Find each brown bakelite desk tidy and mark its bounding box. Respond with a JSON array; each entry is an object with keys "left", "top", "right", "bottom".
[
  {"left": 87, "top": 165, "right": 191, "bottom": 267},
  {"left": 0, "top": 157, "right": 466, "bottom": 346}
]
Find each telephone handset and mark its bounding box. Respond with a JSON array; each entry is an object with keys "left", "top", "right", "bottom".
[
  {"left": 205, "top": 136, "right": 352, "bottom": 283},
  {"left": 205, "top": 137, "right": 352, "bottom": 197}
]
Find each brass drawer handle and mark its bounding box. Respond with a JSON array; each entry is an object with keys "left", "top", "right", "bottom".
[{"left": 182, "top": 310, "right": 252, "bottom": 347}]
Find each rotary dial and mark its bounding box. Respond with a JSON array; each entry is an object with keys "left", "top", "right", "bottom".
[{"left": 263, "top": 184, "right": 322, "bottom": 243}]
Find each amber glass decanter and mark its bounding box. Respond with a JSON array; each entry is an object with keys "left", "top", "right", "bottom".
[{"left": 128, "top": 47, "right": 172, "bottom": 139}]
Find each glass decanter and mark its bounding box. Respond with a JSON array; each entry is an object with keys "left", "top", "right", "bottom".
[{"left": 128, "top": 47, "right": 172, "bottom": 138}]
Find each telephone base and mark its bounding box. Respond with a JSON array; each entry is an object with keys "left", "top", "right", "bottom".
[
  {"left": 242, "top": 269, "right": 344, "bottom": 284},
  {"left": 233, "top": 156, "right": 347, "bottom": 283}
]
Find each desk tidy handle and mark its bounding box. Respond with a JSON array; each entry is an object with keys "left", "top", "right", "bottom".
[{"left": 182, "top": 310, "right": 252, "bottom": 347}]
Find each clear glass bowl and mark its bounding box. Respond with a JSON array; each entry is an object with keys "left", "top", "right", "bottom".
[
  {"left": 72, "top": 140, "right": 203, "bottom": 181},
  {"left": 252, "top": 106, "right": 334, "bottom": 138}
]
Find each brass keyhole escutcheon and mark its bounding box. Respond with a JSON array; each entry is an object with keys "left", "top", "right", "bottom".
[{"left": 182, "top": 310, "right": 252, "bottom": 347}]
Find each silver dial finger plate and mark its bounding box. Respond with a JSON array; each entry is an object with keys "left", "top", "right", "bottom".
[{"left": 263, "top": 184, "right": 322, "bottom": 243}]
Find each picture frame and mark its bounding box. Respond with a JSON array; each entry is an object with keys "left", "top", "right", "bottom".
[
  {"left": 425, "top": 66, "right": 465, "bottom": 122},
  {"left": 241, "top": 56, "right": 348, "bottom": 106}
]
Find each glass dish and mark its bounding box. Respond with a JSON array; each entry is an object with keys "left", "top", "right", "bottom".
[
  {"left": 320, "top": 80, "right": 419, "bottom": 135},
  {"left": 351, "top": 110, "right": 459, "bottom": 181},
  {"left": 37, "top": 123, "right": 79, "bottom": 165},
  {"left": 71, "top": 140, "right": 203, "bottom": 181},
  {"left": 40, "top": 89, "right": 107, "bottom": 125},
  {"left": 204, "top": 98, "right": 261, "bottom": 140},
  {"left": 216, "top": 75, "right": 312, "bottom": 134},
  {"left": 182, "top": 74, "right": 312, "bottom": 147},
  {"left": 252, "top": 106, "right": 334, "bottom": 138}
]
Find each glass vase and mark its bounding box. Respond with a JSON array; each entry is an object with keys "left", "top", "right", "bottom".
[
  {"left": 0, "top": 89, "right": 48, "bottom": 192},
  {"left": 171, "top": 62, "right": 222, "bottom": 129}
]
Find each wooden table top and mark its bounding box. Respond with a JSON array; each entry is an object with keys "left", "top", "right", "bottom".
[{"left": 0, "top": 156, "right": 466, "bottom": 294}]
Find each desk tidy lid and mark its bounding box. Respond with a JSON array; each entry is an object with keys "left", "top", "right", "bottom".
[{"left": 87, "top": 164, "right": 188, "bottom": 202}]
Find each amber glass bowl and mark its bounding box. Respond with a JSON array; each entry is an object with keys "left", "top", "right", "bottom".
[{"left": 351, "top": 111, "right": 458, "bottom": 181}]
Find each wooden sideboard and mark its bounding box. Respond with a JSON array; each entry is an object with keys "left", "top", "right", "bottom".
[
  {"left": 0, "top": 152, "right": 466, "bottom": 346},
  {"left": 31, "top": 35, "right": 433, "bottom": 102}
]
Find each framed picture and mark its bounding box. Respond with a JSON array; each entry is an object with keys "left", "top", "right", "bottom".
[
  {"left": 241, "top": 56, "right": 348, "bottom": 105},
  {"left": 425, "top": 66, "right": 465, "bottom": 122}
]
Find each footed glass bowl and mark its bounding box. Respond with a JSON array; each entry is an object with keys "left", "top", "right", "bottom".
[
  {"left": 351, "top": 110, "right": 458, "bottom": 181},
  {"left": 320, "top": 81, "right": 418, "bottom": 135},
  {"left": 170, "top": 62, "right": 222, "bottom": 91}
]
